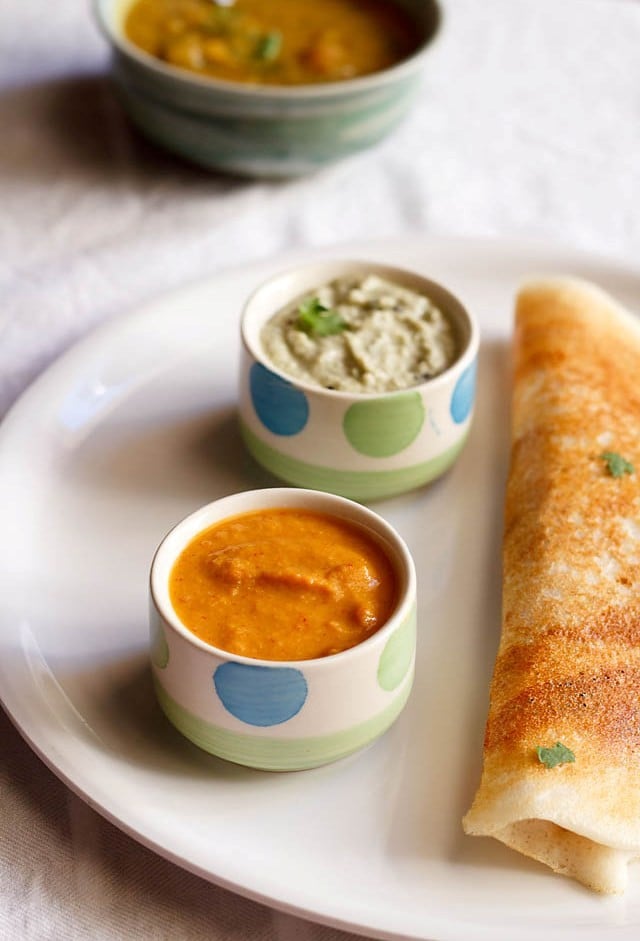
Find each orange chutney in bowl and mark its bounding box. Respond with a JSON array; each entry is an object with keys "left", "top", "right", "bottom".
[
  {"left": 168, "top": 508, "right": 398, "bottom": 661},
  {"left": 123, "top": 0, "right": 421, "bottom": 86}
]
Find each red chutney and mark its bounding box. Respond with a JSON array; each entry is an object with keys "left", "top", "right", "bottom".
[{"left": 169, "top": 508, "right": 398, "bottom": 661}]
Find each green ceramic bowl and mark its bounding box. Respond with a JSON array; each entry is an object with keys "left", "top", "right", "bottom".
[{"left": 94, "top": 0, "right": 440, "bottom": 177}]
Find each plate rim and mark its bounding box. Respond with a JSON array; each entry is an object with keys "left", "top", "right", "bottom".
[{"left": 2, "top": 234, "right": 640, "bottom": 941}]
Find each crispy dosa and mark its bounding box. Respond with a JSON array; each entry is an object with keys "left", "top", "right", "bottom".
[{"left": 463, "top": 277, "right": 640, "bottom": 894}]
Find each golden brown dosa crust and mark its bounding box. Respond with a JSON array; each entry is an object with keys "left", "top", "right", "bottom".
[{"left": 463, "top": 278, "right": 640, "bottom": 894}]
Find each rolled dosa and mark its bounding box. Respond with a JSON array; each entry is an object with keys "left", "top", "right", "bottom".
[{"left": 463, "top": 277, "right": 640, "bottom": 894}]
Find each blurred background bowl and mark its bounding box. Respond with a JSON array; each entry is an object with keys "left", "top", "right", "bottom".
[
  {"left": 94, "top": 0, "right": 440, "bottom": 177},
  {"left": 238, "top": 258, "right": 479, "bottom": 502}
]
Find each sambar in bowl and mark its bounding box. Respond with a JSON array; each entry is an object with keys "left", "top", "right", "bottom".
[
  {"left": 124, "top": 0, "right": 424, "bottom": 87},
  {"left": 94, "top": 0, "right": 440, "bottom": 176}
]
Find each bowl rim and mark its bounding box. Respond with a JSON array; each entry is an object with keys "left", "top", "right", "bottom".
[
  {"left": 93, "top": 0, "right": 441, "bottom": 101},
  {"left": 240, "top": 258, "right": 480, "bottom": 399},
  {"left": 149, "top": 487, "right": 416, "bottom": 670}
]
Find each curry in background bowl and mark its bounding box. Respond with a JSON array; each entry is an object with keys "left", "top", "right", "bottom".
[
  {"left": 150, "top": 487, "right": 417, "bottom": 770},
  {"left": 124, "top": 0, "right": 423, "bottom": 86},
  {"left": 93, "top": 0, "right": 440, "bottom": 176}
]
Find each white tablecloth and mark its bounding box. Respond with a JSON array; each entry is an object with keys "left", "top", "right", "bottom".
[{"left": 2, "top": 1, "right": 640, "bottom": 938}]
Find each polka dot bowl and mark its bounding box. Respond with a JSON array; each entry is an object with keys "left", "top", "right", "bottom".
[
  {"left": 149, "top": 487, "right": 416, "bottom": 771},
  {"left": 238, "top": 260, "right": 479, "bottom": 502}
]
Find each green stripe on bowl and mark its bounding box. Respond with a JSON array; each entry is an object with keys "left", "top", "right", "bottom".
[
  {"left": 378, "top": 605, "right": 416, "bottom": 691},
  {"left": 240, "top": 422, "right": 468, "bottom": 501},
  {"left": 114, "top": 70, "right": 420, "bottom": 175},
  {"left": 154, "top": 675, "right": 413, "bottom": 771}
]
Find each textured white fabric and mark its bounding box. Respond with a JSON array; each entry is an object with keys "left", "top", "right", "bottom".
[{"left": 2, "top": 0, "right": 640, "bottom": 937}]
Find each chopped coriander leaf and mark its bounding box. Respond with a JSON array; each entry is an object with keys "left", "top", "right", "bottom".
[
  {"left": 600, "top": 451, "right": 635, "bottom": 478},
  {"left": 536, "top": 741, "right": 576, "bottom": 769},
  {"left": 296, "top": 297, "right": 348, "bottom": 337},
  {"left": 255, "top": 30, "right": 282, "bottom": 62}
]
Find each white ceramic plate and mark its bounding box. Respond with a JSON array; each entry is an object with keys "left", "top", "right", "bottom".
[{"left": 2, "top": 237, "right": 640, "bottom": 941}]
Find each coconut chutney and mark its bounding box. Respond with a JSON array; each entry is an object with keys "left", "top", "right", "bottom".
[{"left": 260, "top": 274, "right": 457, "bottom": 393}]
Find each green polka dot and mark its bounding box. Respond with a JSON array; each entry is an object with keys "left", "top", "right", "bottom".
[
  {"left": 377, "top": 607, "right": 416, "bottom": 691},
  {"left": 151, "top": 620, "right": 169, "bottom": 669},
  {"left": 343, "top": 393, "right": 424, "bottom": 457}
]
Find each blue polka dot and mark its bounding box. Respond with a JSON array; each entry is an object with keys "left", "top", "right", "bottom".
[
  {"left": 250, "top": 362, "right": 309, "bottom": 436},
  {"left": 450, "top": 359, "right": 477, "bottom": 424},
  {"left": 214, "top": 662, "right": 308, "bottom": 727}
]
